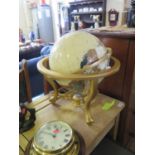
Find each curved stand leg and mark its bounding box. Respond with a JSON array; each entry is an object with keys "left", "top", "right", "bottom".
[
  {"left": 84, "top": 80, "right": 98, "bottom": 124},
  {"left": 46, "top": 77, "right": 58, "bottom": 104}
]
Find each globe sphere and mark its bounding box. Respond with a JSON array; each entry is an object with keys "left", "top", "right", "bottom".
[{"left": 49, "top": 31, "right": 109, "bottom": 86}]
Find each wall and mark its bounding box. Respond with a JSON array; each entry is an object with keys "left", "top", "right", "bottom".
[
  {"left": 49, "top": 0, "right": 60, "bottom": 41},
  {"left": 105, "top": 0, "right": 127, "bottom": 26},
  {"left": 19, "top": 0, "right": 59, "bottom": 41},
  {"left": 49, "top": 0, "right": 74, "bottom": 41},
  {"left": 19, "top": 0, "right": 33, "bottom": 39},
  {"left": 125, "top": 0, "right": 132, "bottom": 9},
  {"left": 19, "top": 0, "right": 131, "bottom": 40}
]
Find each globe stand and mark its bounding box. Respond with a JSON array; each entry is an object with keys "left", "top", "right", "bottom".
[{"left": 37, "top": 48, "right": 120, "bottom": 124}]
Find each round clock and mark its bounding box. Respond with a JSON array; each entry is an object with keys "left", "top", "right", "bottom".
[{"left": 25, "top": 121, "right": 84, "bottom": 155}]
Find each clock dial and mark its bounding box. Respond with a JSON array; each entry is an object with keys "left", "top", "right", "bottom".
[{"left": 34, "top": 121, "right": 73, "bottom": 152}]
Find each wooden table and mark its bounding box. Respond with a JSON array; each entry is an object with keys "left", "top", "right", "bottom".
[{"left": 19, "top": 93, "right": 125, "bottom": 155}]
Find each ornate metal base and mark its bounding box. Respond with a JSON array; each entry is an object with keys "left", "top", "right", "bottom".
[{"left": 46, "top": 77, "right": 98, "bottom": 124}]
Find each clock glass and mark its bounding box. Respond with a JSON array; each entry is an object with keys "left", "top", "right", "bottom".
[{"left": 34, "top": 121, "right": 73, "bottom": 152}]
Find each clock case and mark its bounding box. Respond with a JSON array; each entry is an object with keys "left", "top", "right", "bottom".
[{"left": 25, "top": 122, "right": 85, "bottom": 155}]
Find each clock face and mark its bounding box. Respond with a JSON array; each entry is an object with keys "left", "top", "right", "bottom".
[{"left": 34, "top": 121, "right": 73, "bottom": 152}]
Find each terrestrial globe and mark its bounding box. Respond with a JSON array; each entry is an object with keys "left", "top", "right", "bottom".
[{"left": 49, "top": 31, "right": 110, "bottom": 86}]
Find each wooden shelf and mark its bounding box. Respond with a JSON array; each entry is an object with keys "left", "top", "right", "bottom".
[
  {"left": 71, "top": 11, "right": 103, "bottom": 15},
  {"left": 85, "top": 21, "right": 102, "bottom": 24},
  {"left": 68, "top": 0, "right": 106, "bottom": 30},
  {"left": 74, "top": 21, "right": 102, "bottom": 24},
  {"left": 70, "top": 0, "right": 103, "bottom": 5}
]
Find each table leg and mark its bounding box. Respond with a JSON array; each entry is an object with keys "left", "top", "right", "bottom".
[{"left": 113, "top": 113, "right": 120, "bottom": 141}]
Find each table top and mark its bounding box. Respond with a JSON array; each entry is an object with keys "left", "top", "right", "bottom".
[
  {"left": 87, "top": 25, "right": 135, "bottom": 39},
  {"left": 19, "top": 93, "right": 125, "bottom": 155}
]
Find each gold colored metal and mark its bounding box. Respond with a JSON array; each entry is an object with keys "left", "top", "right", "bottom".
[
  {"left": 31, "top": 135, "right": 80, "bottom": 155},
  {"left": 37, "top": 48, "right": 120, "bottom": 124},
  {"left": 84, "top": 80, "right": 98, "bottom": 124},
  {"left": 29, "top": 131, "right": 80, "bottom": 154},
  {"left": 45, "top": 77, "right": 58, "bottom": 104},
  {"left": 28, "top": 121, "right": 80, "bottom": 155}
]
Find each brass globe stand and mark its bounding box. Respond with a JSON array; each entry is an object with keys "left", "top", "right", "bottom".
[{"left": 37, "top": 48, "right": 120, "bottom": 124}]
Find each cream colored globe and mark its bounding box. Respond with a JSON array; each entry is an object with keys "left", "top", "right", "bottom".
[{"left": 49, "top": 31, "right": 109, "bottom": 86}]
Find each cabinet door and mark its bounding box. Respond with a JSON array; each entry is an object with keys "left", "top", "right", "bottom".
[
  {"left": 98, "top": 37, "right": 135, "bottom": 144},
  {"left": 98, "top": 37, "right": 130, "bottom": 100}
]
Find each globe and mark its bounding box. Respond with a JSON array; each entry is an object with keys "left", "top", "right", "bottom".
[
  {"left": 37, "top": 30, "right": 120, "bottom": 124},
  {"left": 49, "top": 31, "right": 110, "bottom": 86}
]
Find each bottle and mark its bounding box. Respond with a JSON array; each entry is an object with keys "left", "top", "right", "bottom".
[
  {"left": 29, "top": 31, "right": 35, "bottom": 42},
  {"left": 71, "top": 22, "right": 75, "bottom": 31},
  {"left": 93, "top": 15, "right": 100, "bottom": 28},
  {"left": 78, "top": 20, "right": 84, "bottom": 29},
  {"left": 19, "top": 28, "right": 26, "bottom": 43},
  {"left": 94, "top": 21, "right": 99, "bottom": 28}
]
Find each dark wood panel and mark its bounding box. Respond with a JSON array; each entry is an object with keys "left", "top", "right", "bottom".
[
  {"left": 90, "top": 30, "right": 135, "bottom": 39},
  {"left": 120, "top": 70, "right": 135, "bottom": 147},
  {"left": 120, "top": 40, "right": 135, "bottom": 143},
  {"left": 98, "top": 38, "right": 130, "bottom": 100},
  {"left": 92, "top": 33, "right": 135, "bottom": 145},
  {"left": 122, "top": 40, "right": 135, "bottom": 104}
]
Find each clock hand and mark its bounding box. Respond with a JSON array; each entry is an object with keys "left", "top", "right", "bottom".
[
  {"left": 54, "top": 124, "right": 62, "bottom": 130},
  {"left": 43, "top": 131, "right": 57, "bottom": 138}
]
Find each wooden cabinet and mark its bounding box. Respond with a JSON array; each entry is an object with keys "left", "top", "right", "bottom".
[
  {"left": 89, "top": 28, "right": 135, "bottom": 145},
  {"left": 68, "top": 0, "right": 106, "bottom": 30}
]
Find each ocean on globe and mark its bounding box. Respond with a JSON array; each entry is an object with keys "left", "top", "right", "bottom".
[{"left": 49, "top": 30, "right": 110, "bottom": 86}]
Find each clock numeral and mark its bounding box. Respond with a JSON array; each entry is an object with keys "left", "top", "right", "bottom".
[
  {"left": 63, "top": 129, "right": 68, "bottom": 132},
  {"left": 44, "top": 145, "right": 48, "bottom": 149},
  {"left": 64, "top": 139, "right": 69, "bottom": 143},
  {"left": 38, "top": 136, "right": 43, "bottom": 140},
  {"left": 39, "top": 141, "right": 44, "bottom": 146},
  {"left": 54, "top": 125, "right": 58, "bottom": 128},
  {"left": 46, "top": 126, "right": 51, "bottom": 130},
  {"left": 65, "top": 134, "right": 70, "bottom": 137},
  {"left": 54, "top": 125, "right": 59, "bottom": 130}
]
